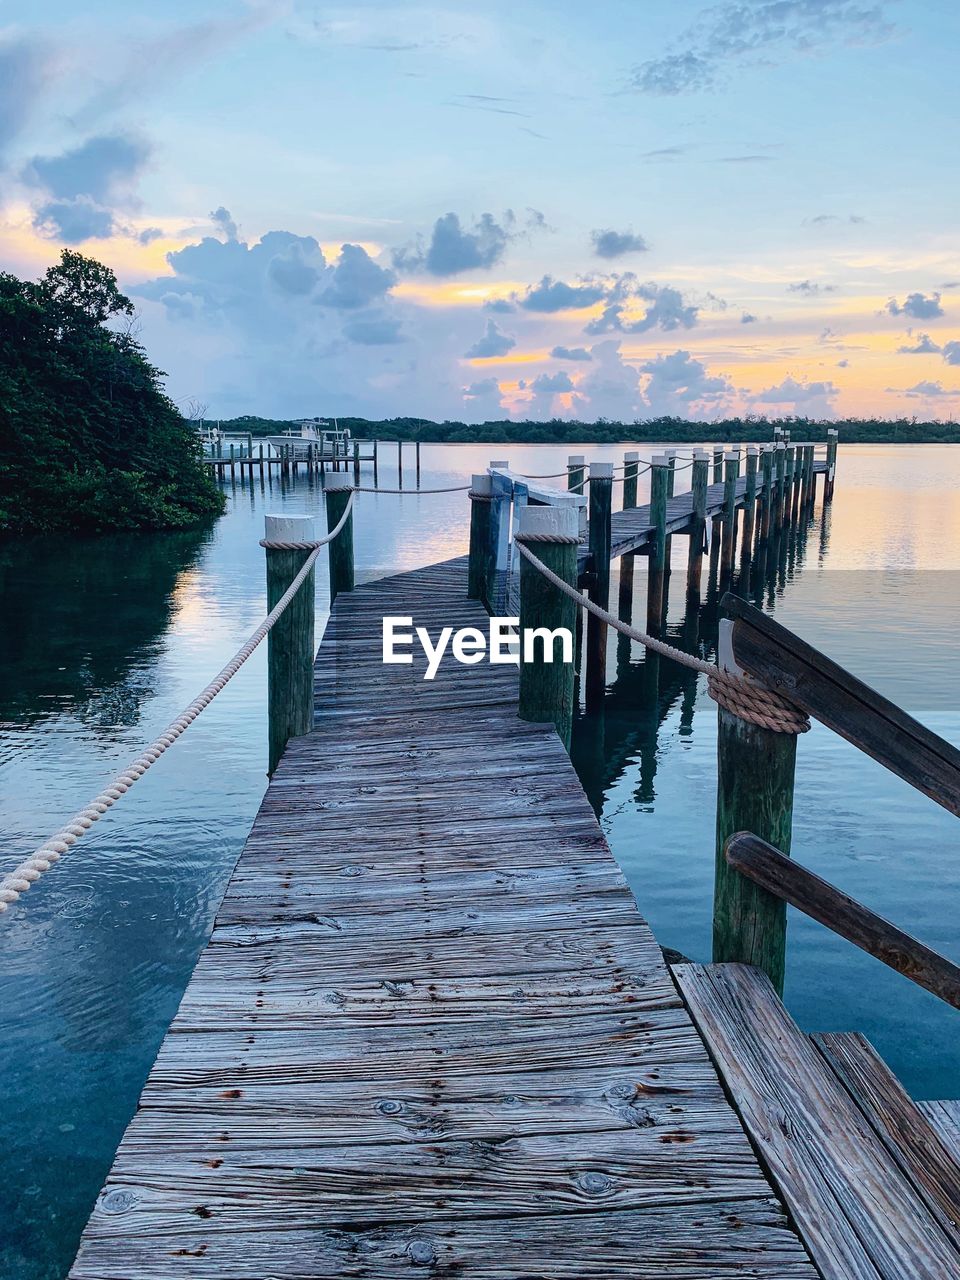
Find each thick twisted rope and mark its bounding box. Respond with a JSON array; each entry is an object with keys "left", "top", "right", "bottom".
[
  {"left": 0, "top": 493, "right": 356, "bottom": 916},
  {"left": 515, "top": 539, "right": 809, "bottom": 735}
]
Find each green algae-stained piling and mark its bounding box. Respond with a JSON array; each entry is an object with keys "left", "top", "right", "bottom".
[
  {"left": 517, "top": 505, "right": 579, "bottom": 749},
  {"left": 325, "top": 480, "right": 355, "bottom": 602},
  {"left": 720, "top": 452, "right": 739, "bottom": 578},
  {"left": 585, "top": 461, "right": 613, "bottom": 710},
  {"left": 646, "top": 455, "right": 669, "bottom": 634},
  {"left": 686, "top": 450, "right": 709, "bottom": 599},
  {"left": 467, "top": 473, "right": 494, "bottom": 604},
  {"left": 567, "top": 453, "right": 586, "bottom": 494},
  {"left": 264, "top": 513, "right": 316, "bottom": 776}
]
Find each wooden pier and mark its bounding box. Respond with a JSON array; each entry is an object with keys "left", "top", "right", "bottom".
[{"left": 67, "top": 433, "right": 960, "bottom": 1278}]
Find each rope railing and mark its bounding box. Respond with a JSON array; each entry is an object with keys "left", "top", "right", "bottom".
[
  {"left": 0, "top": 493, "right": 356, "bottom": 915},
  {"left": 514, "top": 538, "right": 810, "bottom": 736}
]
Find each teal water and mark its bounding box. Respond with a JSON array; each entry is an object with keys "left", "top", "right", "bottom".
[{"left": 1, "top": 443, "right": 958, "bottom": 1278}]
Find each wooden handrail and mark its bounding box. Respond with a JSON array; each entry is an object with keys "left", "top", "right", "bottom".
[
  {"left": 725, "top": 832, "right": 960, "bottom": 1009},
  {"left": 721, "top": 592, "right": 960, "bottom": 817}
]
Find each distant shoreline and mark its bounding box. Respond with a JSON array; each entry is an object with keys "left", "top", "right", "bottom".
[{"left": 208, "top": 414, "right": 960, "bottom": 447}]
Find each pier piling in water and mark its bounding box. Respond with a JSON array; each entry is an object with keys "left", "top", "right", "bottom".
[
  {"left": 720, "top": 451, "right": 739, "bottom": 578},
  {"left": 517, "top": 505, "right": 579, "bottom": 749},
  {"left": 467, "top": 474, "right": 494, "bottom": 603},
  {"left": 325, "top": 480, "right": 355, "bottom": 603},
  {"left": 686, "top": 450, "right": 709, "bottom": 599},
  {"left": 567, "top": 454, "right": 586, "bottom": 494},
  {"left": 585, "top": 462, "right": 613, "bottom": 710},
  {"left": 646, "top": 455, "right": 669, "bottom": 634},
  {"left": 265, "top": 513, "right": 316, "bottom": 775}
]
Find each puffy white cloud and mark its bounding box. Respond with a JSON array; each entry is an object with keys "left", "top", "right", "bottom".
[
  {"left": 897, "top": 332, "right": 941, "bottom": 354},
  {"left": 317, "top": 243, "right": 396, "bottom": 309},
  {"left": 591, "top": 228, "right": 648, "bottom": 258},
  {"left": 519, "top": 275, "right": 608, "bottom": 312},
  {"left": 531, "top": 370, "right": 574, "bottom": 393},
  {"left": 463, "top": 319, "right": 516, "bottom": 359},
  {"left": 887, "top": 292, "right": 944, "bottom": 320},
  {"left": 551, "top": 345, "right": 592, "bottom": 361},
  {"left": 639, "top": 349, "right": 732, "bottom": 415},
  {"left": 393, "top": 210, "right": 542, "bottom": 277},
  {"left": 21, "top": 132, "right": 152, "bottom": 242},
  {"left": 750, "top": 375, "right": 838, "bottom": 416},
  {"left": 586, "top": 283, "right": 698, "bottom": 335}
]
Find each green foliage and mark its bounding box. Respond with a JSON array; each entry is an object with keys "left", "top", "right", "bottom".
[
  {"left": 215, "top": 412, "right": 960, "bottom": 445},
  {"left": 0, "top": 252, "right": 224, "bottom": 535}
]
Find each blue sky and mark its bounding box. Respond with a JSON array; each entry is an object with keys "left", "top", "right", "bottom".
[{"left": 2, "top": 0, "right": 959, "bottom": 421}]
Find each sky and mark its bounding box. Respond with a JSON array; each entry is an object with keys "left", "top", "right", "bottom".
[{"left": 1, "top": 0, "right": 959, "bottom": 423}]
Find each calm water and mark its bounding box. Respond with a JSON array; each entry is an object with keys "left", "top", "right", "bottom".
[{"left": 1, "top": 443, "right": 959, "bottom": 1278}]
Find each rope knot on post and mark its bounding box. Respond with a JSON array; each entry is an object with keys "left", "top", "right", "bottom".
[
  {"left": 706, "top": 669, "right": 811, "bottom": 735},
  {"left": 467, "top": 489, "right": 494, "bottom": 502},
  {"left": 514, "top": 530, "right": 582, "bottom": 545}
]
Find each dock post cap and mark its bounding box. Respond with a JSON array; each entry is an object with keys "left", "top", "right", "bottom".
[
  {"left": 324, "top": 477, "right": 355, "bottom": 492},
  {"left": 623, "top": 450, "right": 640, "bottom": 461},
  {"left": 567, "top": 453, "right": 585, "bottom": 464},
  {"left": 264, "top": 513, "right": 316, "bottom": 539},
  {"left": 652, "top": 453, "right": 670, "bottom": 466},
  {"left": 517, "top": 503, "right": 579, "bottom": 540},
  {"left": 746, "top": 444, "right": 760, "bottom": 454},
  {"left": 827, "top": 427, "right": 840, "bottom": 436},
  {"left": 775, "top": 440, "right": 786, "bottom": 450},
  {"left": 693, "top": 448, "right": 711, "bottom": 460},
  {"left": 471, "top": 473, "right": 493, "bottom": 495},
  {"left": 489, "top": 459, "right": 509, "bottom": 470},
  {"left": 590, "top": 461, "right": 614, "bottom": 478}
]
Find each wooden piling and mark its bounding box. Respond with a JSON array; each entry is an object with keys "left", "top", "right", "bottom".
[
  {"left": 586, "top": 462, "right": 613, "bottom": 710},
  {"left": 773, "top": 442, "right": 786, "bottom": 531},
  {"left": 712, "top": 447, "right": 723, "bottom": 485},
  {"left": 567, "top": 454, "right": 586, "bottom": 494},
  {"left": 782, "top": 445, "right": 795, "bottom": 526},
  {"left": 517, "top": 505, "right": 579, "bottom": 749},
  {"left": 265, "top": 514, "right": 316, "bottom": 776},
  {"left": 647, "top": 455, "right": 669, "bottom": 633},
  {"left": 416, "top": 440, "right": 421, "bottom": 487},
  {"left": 686, "top": 451, "right": 709, "bottom": 599},
  {"left": 618, "top": 451, "right": 640, "bottom": 615},
  {"left": 353, "top": 440, "right": 361, "bottom": 484},
  {"left": 467, "top": 474, "right": 494, "bottom": 603},
  {"left": 325, "top": 481, "right": 355, "bottom": 603},
  {"left": 721, "top": 451, "right": 739, "bottom": 569},
  {"left": 713, "top": 606, "right": 798, "bottom": 996},
  {"left": 372, "top": 440, "right": 379, "bottom": 486},
  {"left": 258, "top": 443, "right": 264, "bottom": 480},
  {"left": 397, "top": 439, "right": 403, "bottom": 488},
  {"left": 621, "top": 450, "right": 640, "bottom": 510},
  {"left": 826, "top": 428, "right": 839, "bottom": 501},
  {"left": 740, "top": 445, "right": 759, "bottom": 563},
  {"left": 758, "top": 445, "right": 774, "bottom": 542}
]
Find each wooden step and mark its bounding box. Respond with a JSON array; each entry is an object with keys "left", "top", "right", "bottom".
[
  {"left": 920, "top": 1101, "right": 960, "bottom": 1165},
  {"left": 813, "top": 1032, "right": 960, "bottom": 1253},
  {"left": 674, "top": 963, "right": 960, "bottom": 1280}
]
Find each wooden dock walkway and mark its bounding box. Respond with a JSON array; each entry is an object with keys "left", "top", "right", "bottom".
[
  {"left": 581, "top": 460, "right": 828, "bottom": 563},
  {"left": 69, "top": 558, "right": 820, "bottom": 1278}
]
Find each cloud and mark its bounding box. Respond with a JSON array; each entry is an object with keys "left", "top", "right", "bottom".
[
  {"left": 462, "top": 377, "right": 504, "bottom": 413},
  {"left": 138, "top": 226, "right": 164, "bottom": 245},
  {"left": 887, "top": 291, "right": 944, "bottom": 320},
  {"left": 591, "top": 228, "right": 649, "bottom": 259},
  {"left": 73, "top": 7, "right": 279, "bottom": 129},
  {"left": 464, "top": 319, "right": 516, "bottom": 358},
  {"left": 898, "top": 380, "right": 956, "bottom": 398},
  {"left": 751, "top": 374, "right": 838, "bottom": 415},
  {"left": 788, "top": 279, "right": 837, "bottom": 295},
  {"left": 630, "top": 0, "right": 895, "bottom": 95},
  {"left": 741, "top": 312, "right": 758, "bottom": 324},
  {"left": 519, "top": 275, "right": 608, "bottom": 312},
  {"left": 210, "top": 205, "right": 239, "bottom": 242},
  {"left": 22, "top": 132, "right": 152, "bottom": 241},
  {"left": 393, "top": 210, "right": 539, "bottom": 277},
  {"left": 482, "top": 297, "right": 516, "bottom": 313},
  {"left": 639, "top": 349, "right": 732, "bottom": 414},
  {"left": 531, "top": 370, "right": 574, "bottom": 393},
  {"left": 0, "top": 36, "right": 54, "bottom": 162},
  {"left": 342, "top": 314, "right": 405, "bottom": 344},
  {"left": 317, "top": 243, "right": 396, "bottom": 309},
  {"left": 805, "top": 213, "right": 866, "bottom": 226},
  {"left": 942, "top": 342, "right": 960, "bottom": 366},
  {"left": 159, "top": 290, "right": 204, "bottom": 321},
  {"left": 32, "top": 197, "right": 115, "bottom": 243},
  {"left": 585, "top": 282, "right": 698, "bottom": 334},
  {"left": 267, "top": 238, "right": 323, "bottom": 295},
  {"left": 551, "top": 345, "right": 592, "bottom": 361},
  {"left": 897, "top": 333, "right": 941, "bottom": 354}
]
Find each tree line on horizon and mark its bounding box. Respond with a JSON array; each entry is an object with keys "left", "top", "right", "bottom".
[{"left": 212, "top": 412, "right": 960, "bottom": 445}]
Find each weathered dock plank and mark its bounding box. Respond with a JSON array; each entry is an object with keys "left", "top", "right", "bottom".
[{"left": 68, "top": 559, "right": 817, "bottom": 1278}]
